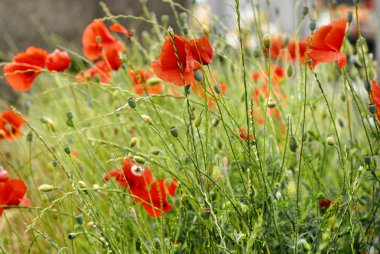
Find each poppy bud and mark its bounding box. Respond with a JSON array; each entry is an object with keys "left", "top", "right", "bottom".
[
  {"left": 212, "top": 117, "right": 220, "bottom": 127},
  {"left": 267, "top": 101, "right": 276, "bottom": 108},
  {"left": 287, "top": 180, "right": 296, "bottom": 198},
  {"left": 338, "top": 118, "right": 344, "bottom": 128},
  {"left": 75, "top": 214, "right": 84, "bottom": 225},
  {"left": 326, "top": 136, "right": 335, "bottom": 146},
  {"left": 77, "top": 180, "right": 87, "bottom": 189},
  {"left": 253, "top": 50, "right": 260, "bottom": 58},
  {"left": 283, "top": 37, "right": 289, "bottom": 47},
  {"left": 52, "top": 160, "right": 59, "bottom": 167},
  {"left": 66, "top": 111, "right": 74, "bottom": 127},
  {"left": 287, "top": 65, "right": 293, "bottom": 77},
  {"left": 307, "top": 59, "right": 313, "bottom": 68},
  {"left": 364, "top": 155, "right": 371, "bottom": 165},
  {"left": 86, "top": 221, "right": 95, "bottom": 228},
  {"left": 130, "top": 137, "right": 138, "bottom": 148},
  {"left": 347, "top": 12, "right": 353, "bottom": 23},
  {"left": 167, "top": 26, "right": 174, "bottom": 36},
  {"left": 340, "top": 93, "right": 346, "bottom": 101},
  {"left": 182, "top": 26, "right": 188, "bottom": 35},
  {"left": 263, "top": 34, "right": 271, "bottom": 49},
  {"left": 141, "top": 114, "right": 153, "bottom": 125},
  {"left": 368, "top": 104, "right": 377, "bottom": 114},
  {"left": 133, "top": 156, "right": 145, "bottom": 164},
  {"left": 194, "top": 69, "right": 203, "bottom": 83},
  {"left": 302, "top": 6, "right": 309, "bottom": 16},
  {"left": 289, "top": 136, "right": 298, "bottom": 153},
  {"left": 179, "top": 12, "right": 188, "bottom": 23},
  {"left": 128, "top": 98, "right": 137, "bottom": 109},
  {"left": 38, "top": 184, "right": 55, "bottom": 192},
  {"left": 146, "top": 77, "right": 161, "bottom": 86},
  {"left": 94, "top": 74, "right": 101, "bottom": 83},
  {"left": 161, "top": 15, "right": 169, "bottom": 26},
  {"left": 26, "top": 132, "right": 33, "bottom": 142},
  {"left": 194, "top": 113, "right": 202, "bottom": 128},
  {"left": 68, "top": 233, "right": 77, "bottom": 240},
  {"left": 170, "top": 127, "right": 179, "bottom": 138},
  {"left": 41, "top": 116, "right": 55, "bottom": 132},
  {"left": 150, "top": 148, "right": 160, "bottom": 155},
  {"left": 153, "top": 238, "right": 161, "bottom": 250},
  {"left": 309, "top": 21, "right": 316, "bottom": 32},
  {"left": 64, "top": 145, "right": 71, "bottom": 155}
]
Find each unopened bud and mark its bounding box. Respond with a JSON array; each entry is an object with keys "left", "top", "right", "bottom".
[
  {"left": 287, "top": 65, "right": 293, "bottom": 77},
  {"left": 170, "top": 127, "right": 179, "bottom": 138},
  {"left": 263, "top": 34, "right": 271, "bottom": 49},
  {"left": 287, "top": 180, "right": 296, "bottom": 198},
  {"left": 309, "top": 21, "right": 316, "bottom": 32},
  {"left": 52, "top": 160, "right": 59, "bottom": 167},
  {"left": 253, "top": 50, "right": 260, "bottom": 58},
  {"left": 289, "top": 136, "right": 298, "bottom": 153},
  {"left": 146, "top": 77, "right": 162, "bottom": 86},
  {"left": 194, "top": 69, "right": 203, "bottom": 83},
  {"left": 161, "top": 15, "right": 169, "bottom": 26},
  {"left": 150, "top": 148, "right": 160, "bottom": 155},
  {"left": 326, "top": 136, "right": 335, "bottom": 146},
  {"left": 368, "top": 104, "right": 377, "bottom": 114},
  {"left": 130, "top": 137, "right": 138, "bottom": 148},
  {"left": 133, "top": 156, "right": 145, "bottom": 164},
  {"left": 128, "top": 98, "right": 137, "bottom": 109},
  {"left": 364, "top": 155, "right": 371, "bottom": 165},
  {"left": 38, "top": 184, "right": 55, "bottom": 192},
  {"left": 64, "top": 145, "right": 71, "bottom": 155},
  {"left": 179, "top": 12, "right": 188, "bottom": 23},
  {"left": 77, "top": 180, "right": 87, "bottom": 189},
  {"left": 141, "top": 114, "right": 153, "bottom": 125},
  {"left": 75, "top": 214, "right": 84, "bottom": 225},
  {"left": 212, "top": 117, "right": 220, "bottom": 127},
  {"left": 194, "top": 113, "right": 202, "bottom": 128},
  {"left": 302, "top": 6, "right": 309, "bottom": 16},
  {"left": 68, "top": 233, "right": 77, "bottom": 240},
  {"left": 347, "top": 12, "right": 353, "bottom": 23},
  {"left": 26, "top": 132, "right": 33, "bottom": 142},
  {"left": 214, "top": 84, "right": 221, "bottom": 94}
]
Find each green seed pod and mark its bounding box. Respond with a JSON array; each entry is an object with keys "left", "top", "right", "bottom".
[
  {"left": 340, "top": 93, "right": 346, "bottom": 101},
  {"left": 66, "top": 111, "right": 73, "bottom": 119},
  {"left": 68, "top": 233, "right": 77, "bottom": 240},
  {"left": 93, "top": 74, "right": 101, "bottom": 83},
  {"left": 326, "top": 136, "right": 335, "bottom": 146},
  {"left": 347, "top": 11, "right": 353, "bottom": 23},
  {"left": 75, "top": 214, "right": 84, "bottom": 225},
  {"left": 130, "top": 137, "right": 138, "bottom": 148},
  {"left": 283, "top": 37, "right": 289, "bottom": 47},
  {"left": 309, "top": 21, "right": 316, "bottom": 32},
  {"left": 64, "top": 145, "right": 71, "bottom": 155},
  {"left": 161, "top": 15, "right": 169, "bottom": 26},
  {"left": 289, "top": 136, "right": 298, "bottom": 153},
  {"left": 26, "top": 132, "right": 33, "bottom": 142},
  {"left": 179, "top": 12, "right": 188, "bottom": 23},
  {"left": 302, "top": 6, "right": 309, "bottom": 16},
  {"left": 194, "top": 69, "right": 203, "bottom": 83},
  {"left": 170, "top": 127, "right": 179, "bottom": 138},
  {"left": 146, "top": 77, "right": 162, "bottom": 86},
  {"left": 52, "top": 160, "right": 59, "bottom": 167},
  {"left": 141, "top": 114, "right": 153, "bottom": 125},
  {"left": 150, "top": 148, "right": 160, "bottom": 155},
  {"left": 267, "top": 101, "right": 276, "bottom": 108},
  {"left": 128, "top": 98, "right": 137, "bottom": 109},
  {"left": 287, "top": 65, "right": 293, "bottom": 77},
  {"left": 253, "top": 50, "right": 260, "bottom": 58},
  {"left": 38, "top": 184, "right": 55, "bottom": 192}
]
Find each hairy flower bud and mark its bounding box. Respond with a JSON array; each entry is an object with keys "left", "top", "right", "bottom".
[
  {"left": 170, "top": 127, "right": 179, "bottom": 138},
  {"left": 38, "top": 184, "right": 55, "bottom": 192}
]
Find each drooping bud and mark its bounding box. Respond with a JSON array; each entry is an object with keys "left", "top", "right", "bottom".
[
  {"left": 302, "top": 6, "right": 309, "bottom": 17},
  {"left": 146, "top": 77, "right": 162, "bottom": 86},
  {"left": 133, "top": 156, "right": 145, "bottom": 164},
  {"left": 326, "top": 136, "right": 335, "bottom": 146},
  {"left": 141, "top": 114, "right": 153, "bottom": 125},
  {"left": 289, "top": 136, "right": 298, "bottom": 153},
  {"left": 38, "top": 184, "right": 55, "bottom": 192},
  {"left": 287, "top": 65, "right": 293, "bottom": 77},
  {"left": 179, "top": 12, "right": 188, "bottom": 23},
  {"left": 64, "top": 145, "right": 71, "bottom": 155},
  {"left": 128, "top": 98, "right": 137, "bottom": 109},
  {"left": 368, "top": 104, "right": 377, "bottom": 114},
  {"left": 170, "top": 127, "right": 179, "bottom": 138},
  {"left": 194, "top": 69, "right": 203, "bottom": 83},
  {"left": 263, "top": 34, "right": 271, "bottom": 49},
  {"left": 130, "top": 137, "right": 138, "bottom": 148}
]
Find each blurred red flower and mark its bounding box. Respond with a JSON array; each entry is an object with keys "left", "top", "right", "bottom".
[
  {"left": 128, "top": 69, "right": 163, "bottom": 95},
  {"left": 0, "top": 110, "right": 25, "bottom": 141},
  {"left": 371, "top": 80, "right": 380, "bottom": 118},
  {"left": 46, "top": 49, "right": 71, "bottom": 71},
  {"left": 82, "top": 20, "right": 125, "bottom": 70},
  {"left": 3, "top": 47, "right": 47, "bottom": 91},
  {"left": 76, "top": 60, "right": 112, "bottom": 83},
  {"left": 306, "top": 18, "right": 348, "bottom": 69},
  {"left": 239, "top": 128, "right": 254, "bottom": 141},
  {"left": 110, "top": 23, "right": 133, "bottom": 38},
  {"left": 151, "top": 34, "right": 213, "bottom": 86},
  {"left": 319, "top": 198, "right": 332, "bottom": 210},
  {"left": 0, "top": 168, "right": 28, "bottom": 216},
  {"left": 104, "top": 157, "right": 178, "bottom": 218}
]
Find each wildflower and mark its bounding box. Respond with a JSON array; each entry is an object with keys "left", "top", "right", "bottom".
[
  {"left": 82, "top": 20, "right": 125, "bottom": 70},
  {"left": 76, "top": 60, "right": 111, "bottom": 83},
  {"left": 3, "top": 46, "right": 47, "bottom": 91},
  {"left": 371, "top": 80, "right": 380, "bottom": 118},
  {"left": 46, "top": 49, "right": 71, "bottom": 71},
  {"left": 109, "top": 23, "right": 133, "bottom": 38},
  {"left": 191, "top": 81, "right": 226, "bottom": 108},
  {"left": 287, "top": 39, "right": 307, "bottom": 62},
  {"left": 0, "top": 168, "right": 29, "bottom": 216},
  {"left": 319, "top": 198, "right": 332, "bottom": 211},
  {"left": 306, "top": 18, "right": 348, "bottom": 69},
  {"left": 151, "top": 34, "right": 213, "bottom": 86},
  {"left": 128, "top": 70, "right": 162, "bottom": 95},
  {"left": 239, "top": 128, "right": 254, "bottom": 142},
  {"left": 0, "top": 110, "right": 25, "bottom": 141}
]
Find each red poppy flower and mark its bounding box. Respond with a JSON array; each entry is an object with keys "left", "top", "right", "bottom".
[
  {"left": 46, "top": 49, "right": 71, "bottom": 71},
  {"left": 319, "top": 198, "right": 332, "bottom": 210},
  {"left": 76, "top": 60, "right": 111, "bottom": 83},
  {"left": 0, "top": 169, "right": 28, "bottom": 216},
  {"left": 287, "top": 40, "right": 307, "bottom": 62},
  {"left": 140, "top": 178, "right": 178, "bottom": 218},
  {"left": 371, "top": 80, "right": 380, "bottom": 117},
  {"left": 110, "top": 23, "right": 133, "bottom": 38},
  {"left": 151, "top": 34, "right": 213, "bottom": 86},
  {"left": 239, "top": 128, "right": 254, "bottom": 141},
  {"left": 191, "top": 81, "right": 226, "bottom": 108},
  {"left": 82, "top": 20, "right": 125, "bottom": 70},
  {"left": 269, "top": 36, "right": 285, "bottom": 59},
  {"left": 306, "top": 18, "right": 348, "bottom": 69},
  {"left": 3, "top": 47, "right": 47, "bottom": 91},
  {"left": 0, "top": 110, "right": 25, "bottom": 141},
  {"left": 128, "top": 70, "right": 163, "bottom": 95}
]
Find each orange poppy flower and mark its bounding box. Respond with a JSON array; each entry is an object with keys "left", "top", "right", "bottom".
[
  {"left": 128, "top": 69, "right": 163, "bottom": 95},
  {"left": 151, "top": 34, "right": 213, "bottom": 86},
  {"left": 371, "top": 80, "right": 380, "bottom": 117},
  {"left": 110, "top": 23, "right": 133, "bottom": 38},
  {"left": 46, "top": 49, "right": 71, "bottom": 71},
  {"left": 306, "top": 18, "right": 348, "bottom": 69},
  {"left": 82, "top": 20, "right": 125, "bottom": 70},
  {"left": 239, "top": 128, "right": 254, "bottom": 141},
  {"left": 269, "top": 36, "right": 285, "bottom": 59},
  {"left": 0, "top": 110, "right": 25, "bottom": 141},
  {"left": 0, "top": 168, "right": 28, "bottom": 216},
  {"left": 76, "top": 60, "right": 112, "bottom": 83},
  {"left": 287, "top": 40, "right": 307, "bottom": 62},
  {"left": 3, "top": 47, "right": 47, "bottom": 91}
]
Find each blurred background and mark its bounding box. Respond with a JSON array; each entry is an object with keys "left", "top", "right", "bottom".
[{"left": 0, "top": 0, "right": 378, "bottom": 101}]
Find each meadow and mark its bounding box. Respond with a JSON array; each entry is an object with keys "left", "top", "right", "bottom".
[{"left": 0, "top": 1, "right": 379, "bottom": 253}]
